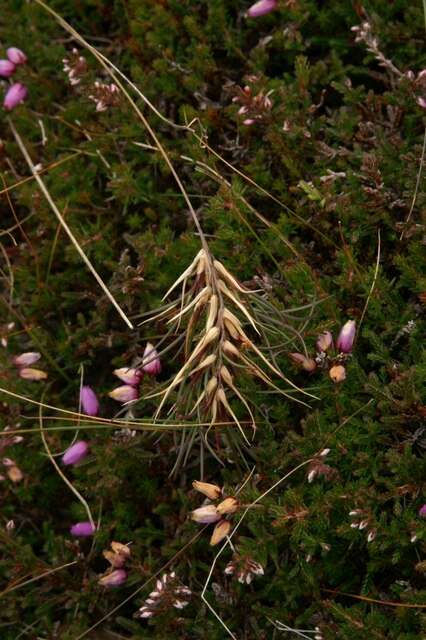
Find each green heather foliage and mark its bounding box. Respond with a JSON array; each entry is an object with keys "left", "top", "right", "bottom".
[{"left": 0, "top": 0, "right": 425, "bottom": 638}]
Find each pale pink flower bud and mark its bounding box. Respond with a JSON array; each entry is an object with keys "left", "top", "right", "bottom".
[
  {"left": 18, "top": 367, "right": 47, "bottom": 381},
  {"left": 98, "top": 569, "right": 127, "bottom": 587},
  {"left": 80, "top": 385, "right": 99, "bottom": 416},
  {"left": 0, "top": 59, "right": 16, "bottom": 77},
  {"left": 191, "top": 505, "right": 221, "bottom": 524},
  {"left": 6, "top": 48, "right": 27, "bottom": 65},
  {"left": 12, "top": 352, "right": 41, "bottom": 367},
  {"left": 142, "top": 342, "right": 161, "bottom": 376},
  {"left": 417, "top": 96, "right": 426, "bottom": 109},
  {"left": 3, "top": 83, "right": 28, "bottom": 111},
  {"left": 113, "top": 367, "right": 142, "bottom": 386},
  {"left": 70, "top": 521, "right": 96, "bottom": 537},
  {"left": 316, "top": 331, "right": 333, "bottom": 352},
  {"left": 108, "top": 385, "right": 138, "bottom": 403},
  {"left": 6, "top": 519, "right": 15, "bottom": 531},
  {"left": 62, "top": 440, "right": 89, "bottom": 466},
  {"left": 243, "top": 118, "right": 255, "bottom": 125},
  {"left": 336, "top": 320, "right": 356, "bottom": 353},
  {"left": 329, "top": 364, "right": 346, "bottom": 383},
  {"left": 418, "top": 504, "right": 426, "bottom": 518},
  {"left": 246, "top": 0, "right": 277, "bottom": 18}
]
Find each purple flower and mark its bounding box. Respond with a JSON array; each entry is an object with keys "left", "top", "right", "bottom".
[
  {"left": 62, "top": 440, "right": 89, "bottom": 466},
  {"left": 108, "top": 385, "right": 138, "bottom": 403},
  {"left": 0, "top": 59, "right": 16, "bottom": 78},
  {"left": 142, "top": 342, "right": 161, "bottom": 376},
  {"left": 70, "top": 521, "right": 96, "bottom": 537},
  {"left": 98, "top": 569, "right": 128, "bottom": 587},
  {"left": 246, "top": 0, "right": 277, "bottom": 18},
  {"left": 3, "top": 83, "right": 27, "bottom": 111},
  {"left": 6, "top": 47, "right": 27, "bottom": 65},
  {"left": 419, "top": 504, "right": 426, "bottom": 518},
  {"left": 80, "top": 385, "right": 99, "bottom": 416},
  {"left": 336, "top": 320, "right": 356, "bottom": 354}
]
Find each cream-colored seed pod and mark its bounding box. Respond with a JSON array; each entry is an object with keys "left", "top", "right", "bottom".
[
  {"left": 222, "top": 340, "right": 240, "bottom": 358},
  {"left": 220, "top": 365, "right": 233, "bottom": 385},
  {"left": 206, "top": 376, "right": 218, "bottom": 395},
  {"left": 205, "top": 294, "right": 218, "bottom": 332}
]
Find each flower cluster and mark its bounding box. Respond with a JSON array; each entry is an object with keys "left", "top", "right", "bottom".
[
  {"left": 290, "top": 320, "right": 356, "bottom": 383},
  {"left": 63, "top": 48, "right": 120, "bottom": 113},
  {"left": 62, "top": 48, "right": 87, "bottom": 86},
  {"left": 191, "top": 480, "right": 239, "bottom": 546},
  {"left": 232, "top": 76, "right": 273, "bottom": 126},
  {"left": 99, "top": 541, "right": 131, "bottom": 587},
  {"left": 351, "top": 21, "right": 402, "bottom": 79},
  {"left": 224, "top": 554, "right": 264, "bottom": 584},
  {"left": 0, "top": 47, "right": 27, "bottom": 111},
  {"left": 88, "top": 81, "right": 120, "bottom": 112},
  {"left": 306, "top": 449, "right": 337, "bottom": 484},
  {"left": 414, "top": 69, "right": 426, "bottom": 109},
  {"left": 136, "top": 572, "right": 191, "bottom": 619},
  {"left": 109, "top": 343, "right": 161, "bottom": 404},
  {"left": 349, "top": 509, "right": 377, "bottom": 543},
  {"left": 12, "top": 352, "right": 47, "bottom": 382},
  {"left": 0, "top": 427, "right": 24, "bottom": 485}
]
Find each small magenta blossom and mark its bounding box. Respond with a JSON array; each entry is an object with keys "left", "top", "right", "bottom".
[
  {"left": 6, "top": 47, "right": 27, "bottom": 65},
  {"left": 113, "top": 367, "right": 142, "bottom": 386},
  {"left": 142, "top": 342, "right": 161, "bottom": 376},
  {"left": 108, "top": 385, "right": 138, "bottom": 403},
  {"left": 12, "top": 352, "right": 41, "bottom": 367},
  {"left": 62, "top": 440, "right": 89, "bottom": 466},
  {"left": 70, "top": 521, "right": 96, "bottom": 537},
  {"left": 80, "top": 385, "right": 99, "bottom": 416},
  {"left": 336, "top": 320, "right": 356, "bottom": 354},
  {"left": 3, "top": 82, "right": 27, "bottom": 110},
  {"left": 0, "top": 59, "right": 16, "bottom": 77},
  {"left": 99, "top": 568, "right": 128, "bottom": 587},
  {"left": 419, "top": 504, "right": 426, "bottom": 518},
  {"left": 246, "top": 0, "right": 277, "bottom": 18}
]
